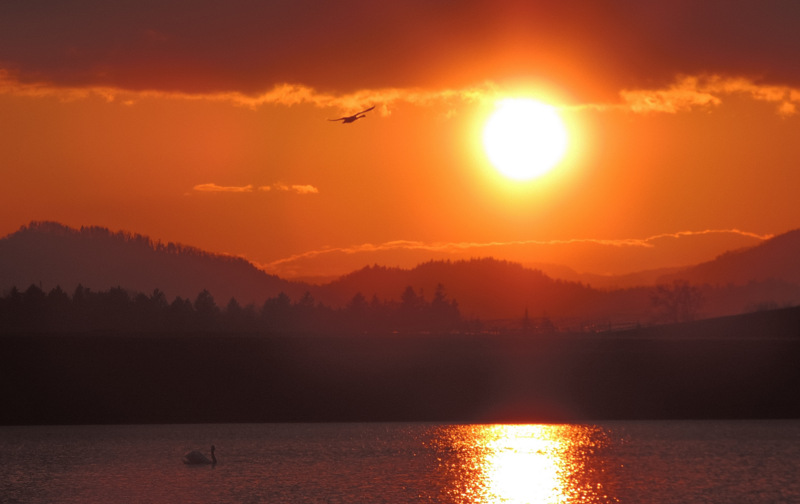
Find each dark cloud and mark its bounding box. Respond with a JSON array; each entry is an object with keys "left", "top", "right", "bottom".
[
  {"left": 1, "top": 0, "right": 799, "bottom": 98},
  {"left": 612, "top": 1, "right": 800, "bottom": 86}
]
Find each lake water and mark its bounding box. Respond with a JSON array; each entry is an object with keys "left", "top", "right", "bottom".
[{"left": 2, "top": 421, "right": 799, "bottom": 503}]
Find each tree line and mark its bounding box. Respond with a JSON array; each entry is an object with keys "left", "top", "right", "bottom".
[{"left": 0, "top": 283, "right": 462, "bottom": 334}]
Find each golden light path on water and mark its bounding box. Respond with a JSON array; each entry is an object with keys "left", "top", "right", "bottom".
[{"left": 429, "top": 424, "right": 617, "bottom": 504}]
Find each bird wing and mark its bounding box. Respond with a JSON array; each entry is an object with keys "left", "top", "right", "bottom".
[{"left": 328, "top": 106, "right": 374, "bottom": 121}]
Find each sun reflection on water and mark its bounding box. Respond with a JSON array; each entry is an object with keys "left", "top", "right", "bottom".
[{"left": 429, "top": 424, "right": 617, "bottom": 504}]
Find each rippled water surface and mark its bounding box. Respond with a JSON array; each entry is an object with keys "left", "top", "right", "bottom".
[{"left": 2, "top": 421, "right": 799, "bottom": 503}]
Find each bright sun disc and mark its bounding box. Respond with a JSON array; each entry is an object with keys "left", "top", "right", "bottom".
[{"left": 483, "top": 98, "right": 568, "bottom": 181}]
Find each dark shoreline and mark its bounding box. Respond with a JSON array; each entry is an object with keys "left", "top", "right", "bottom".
[{"left": 3, "top": 307, "right": 800, "bottom": 425}]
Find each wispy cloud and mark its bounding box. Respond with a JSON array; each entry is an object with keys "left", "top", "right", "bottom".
[
  {"left": 0, "top": 70, "right": 495, "bottom": 113},
  {"left": 193, "top": 182, "right": 319, "bottom": 194},
  {"left": 620, "top": 75, "right": 800, "bottom": 115},
  {"left": 289, "top": 184, "right": 319, "bottom": 194},
  {"left": 640, "top": 228, "right": 773, "bottom": 243},
  {"left": 259, "top": 183, "right": 320, "bottom": 194},
  {"left": 265, "top": 228, "right": 772, "bottom": 270},
  {"left": 5, "top": 67, "right": 800, "bottom": 118},
  {"left": 193, "top": 183, "right": 253, "bottom": 193},
  {"left": 0, "top": 69, "right": 121, "bottom": 103},
  {"left": 620, "top": 76, "right": 721, "bottom": 113}
]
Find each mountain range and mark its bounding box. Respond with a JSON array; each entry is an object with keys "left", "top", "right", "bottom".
[
  {"left": 0, "top": 222, "right": 307, "bottom": 305},
  {"left": 2, "top": 221, "right": 800, "bottom": 324},
  {"left": 662, "top": 228, "right": 800, "bottom": 286}
]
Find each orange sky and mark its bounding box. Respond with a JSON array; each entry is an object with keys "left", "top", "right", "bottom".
[{"left": 2, "top": 1, "right": 800, "bottom": 279}]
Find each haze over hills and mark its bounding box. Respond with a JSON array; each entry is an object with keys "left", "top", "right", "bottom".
[
  {"left": 313, "top": 260, "right": 609, "bottom": 322},
  {"left": 1, "top": 221, "right": 800, "bottom": 323},
  {"left": 526, "top": 262, "right": 686, "bottom": 290},
  {"left": 0, "top": 221, "right": 308, "bottom": 306},
  {"left": 265, "top": 231, "right": 766, "bottom": 284},
  {"left": 661, "top": 228, "right": 800, "bottom": 286}
]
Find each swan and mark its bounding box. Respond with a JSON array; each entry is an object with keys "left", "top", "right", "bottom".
[
  {"left": 183, "top": 445, "right": 216, "bottom": 465},
  {"left": 329, "top": 105, "right": 375, "bottom": 123}
]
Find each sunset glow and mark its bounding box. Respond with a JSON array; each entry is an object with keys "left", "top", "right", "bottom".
[
  {"left": 435, "top": 424, "right": 612, "bottom": 504},
  {"left": 5, "top": 5, "right": 800, "bottom": 500},
  {"left": 1, "top": 1, "right": 799, "bottom": 280},
  {"left": 483, "top": 99, "right": 568, "bottom": 180}
]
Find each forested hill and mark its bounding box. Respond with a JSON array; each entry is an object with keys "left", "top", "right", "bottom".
[
  {"left": 314, "top": 259, "right": 609, "bottom": 321},
  {"left": 3, "top": 222, "right": 800, "bottom": 324},
  {"left": 661, "top": 228, "right": 800, "bottom": 286},
  {"left": 0, "top": 221, "right": 307, "bottom": 306},
  {"left": 0, "top": 222, "right": 619, "bottom": 322}
]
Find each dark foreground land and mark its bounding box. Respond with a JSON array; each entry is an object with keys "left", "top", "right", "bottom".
[{"left": 2, "top": 307, "right": 800, "bottom": 425}]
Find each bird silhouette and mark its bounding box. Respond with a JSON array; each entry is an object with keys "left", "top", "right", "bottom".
[
  {"left": 329, "top": 106, "right": 375, "bottom": 124},
  {"left": 183, "top": 445, "right": 216, "bottom": 465}
]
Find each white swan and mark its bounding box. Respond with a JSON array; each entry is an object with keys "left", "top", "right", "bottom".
[{"left": 183, "top": 445, "right": 216, "bottom": 465}]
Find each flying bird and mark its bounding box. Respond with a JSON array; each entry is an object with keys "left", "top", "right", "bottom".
[{"left": 329, "top": 106, "right": 375, "bottom": 124}]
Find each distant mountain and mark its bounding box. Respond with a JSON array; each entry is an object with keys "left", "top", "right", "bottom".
[
  {"left": 0, "top": 221, "right": 307, "bottom": 305},
  {"left": 527, "top": 262, "right": 685, "bottom": 289},
  {"left": 312, "top": 259, "right": 643, "bottom": 322},
  {"left": 311, "top": 229, "right": 800, "bottom": 321},
  {"left": 3, "top": 221, "right": 799, "bottom": 324},
  {"left": 661, "top": 229, "right": 800, "bottom": 286}
]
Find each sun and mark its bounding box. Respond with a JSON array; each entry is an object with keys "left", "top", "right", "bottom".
[{"left": 482, "top": 98, "right": 568, "bottom": 181}]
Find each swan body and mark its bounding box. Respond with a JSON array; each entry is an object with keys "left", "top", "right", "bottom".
[
  {"left": 183, "top": 445, "right": 216, "bottom": 465},
  {"left": 329, "top": 105, "right": 375, "bottom": 123}
]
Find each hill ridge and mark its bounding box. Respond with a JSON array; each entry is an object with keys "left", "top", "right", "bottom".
[
  {"left": 662, "top": 228, "right": 800, "bottom": 286},
  {"left": 0, "top": 221, "right": 306, "bottom": 306},
  {"left": 2, "top": 221, "right": 800, "bottom": 323}
]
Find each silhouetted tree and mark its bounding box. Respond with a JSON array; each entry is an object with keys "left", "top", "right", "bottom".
[
  {"left": 193, "top": 289, "right": 219, "bottom": 330},
  {"left": 261, "top": 292, "right": 292, "bottom": 331},
  {"left": 90, "top": 286, "right": 132, "bottom": 330},
  {"left": 46, "top": 285, "right": 71, "bottom": 329},
  {"left": 0, "top": 281, "right": 467, "bottom": 334},
  {"left": 166, "top": 296, "right": 194, "bottom": 329},
  {"left": 347, "top": 292, "right": 368, "bottom": 314},
  {"left": 292, "top": 291, "right": 317, "bottom": 330},
  {"left": 399, "top": 286, "right": 424, "bottom": 328},
  {"left": 223, "top": 297, "right": 257, "bottom": 331},
  {"left": 150, "top": 289, "right": 168, "bottom": 310},
  {"left": 226, "top": 297, "right": 242, "bottom": 317},
  {"left": 343, "top": 292, "right": 370, "bottom": 332},
  {"left": 429, "top": 283, "right": 460, "bottom": 329},
  {"left": 70, "top": 284, "right": 92, "bottom": 330},
  {"left": 652, "top": 280, "right": 704, "bottom": 323},
  {"left": 240, "top": 303, "right": 258, "bottom": 331},
  {"left": 2, "top": 286, "right": 23, "bottom": 328},
  {"left": 522, "top": 308, "right": 531, "bottom": 333},
  {"left": 16, "top": 284, "right": 47, "bottom": 329},
  {"left": 72, "top": 284, "right": 88, "bottom": 304}
]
